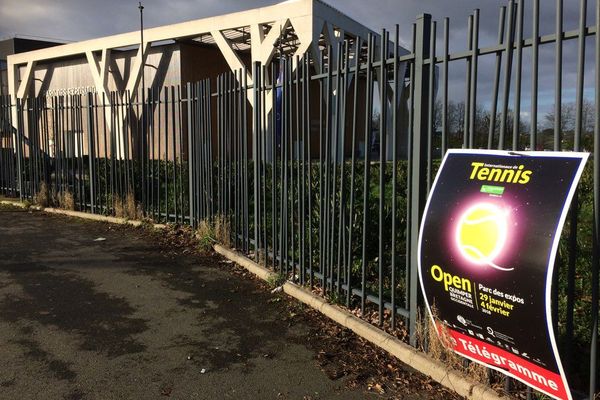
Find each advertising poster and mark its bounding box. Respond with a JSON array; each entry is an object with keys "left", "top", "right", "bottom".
[{"left": 418, "top": 150, "right": 588, "bottom": 400}]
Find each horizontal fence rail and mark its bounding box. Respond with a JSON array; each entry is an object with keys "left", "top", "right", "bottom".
[{"left": 1, "top": 0, "right": 599, "bottom": 398}]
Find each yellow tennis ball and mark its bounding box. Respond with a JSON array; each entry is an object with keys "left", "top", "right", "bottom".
[{"left": 455, "top": 203, "right": 508, "bottom": 265}]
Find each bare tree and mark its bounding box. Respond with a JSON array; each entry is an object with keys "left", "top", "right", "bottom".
[
  {"left": 429, "top": 98, "right": 537, "bottom": 150},
  {"left": 543, "top": 99, "right": 594, "bottom": 134}
]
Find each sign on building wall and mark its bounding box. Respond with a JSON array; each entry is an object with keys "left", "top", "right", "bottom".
[
  {"left": 418, "top": 149, "right": 588, "bottom": 400},
  {"left": 44, "top": 86, "right": 97, "bottom": 97}
]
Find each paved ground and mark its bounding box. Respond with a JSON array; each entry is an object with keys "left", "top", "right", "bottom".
[{"left": 0, "top": 206, "right": 459, "bottom": 400}]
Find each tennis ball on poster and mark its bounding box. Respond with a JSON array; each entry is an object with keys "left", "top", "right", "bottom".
[{"left": 455, "top": 202, "right": 511, "bottom": 271}]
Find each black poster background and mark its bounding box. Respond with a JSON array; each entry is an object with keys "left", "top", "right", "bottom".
[{"left": 418, "top": 150, "right": 588, "bottom": 400}]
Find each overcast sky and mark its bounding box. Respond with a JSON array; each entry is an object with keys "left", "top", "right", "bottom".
[
  {"left": 1, "top": 0, "right": 597, "bottom": 125},
  {"left": 1, "top": 0, "right": 593, "bottom": 47}
]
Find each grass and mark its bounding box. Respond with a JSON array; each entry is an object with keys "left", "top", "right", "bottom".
[
  {"left": 195, "top": 220, "right": 215, "bottom": 253},
  {"left": 416, "top": 306, "right": 488, "bottom": 384},
  {"left": 114, "top": 191, "right": 142, "bottom": 220},
  {"left": 326, "top": 290, "right": 344, "bottom": 306},
  {"left": 59, "top": 191, "right": 75, "bottom": 211},
  {"left": 33, "top": 182, "right": 49, "bottom": 207},
  {"left": 266, "top": 272, "right": 286, "bottom": 289},
  {"left": 214, "top": 215, "right": 231, "bottom": 248}
]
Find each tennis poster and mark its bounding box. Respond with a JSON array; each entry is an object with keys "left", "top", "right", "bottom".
[{"left": 418, "top": 149, "right": 588, "bottom": 400}]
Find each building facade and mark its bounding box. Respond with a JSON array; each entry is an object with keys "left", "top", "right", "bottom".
[{"left": 4, "top": 0, "right": 410, "bottom": 161}]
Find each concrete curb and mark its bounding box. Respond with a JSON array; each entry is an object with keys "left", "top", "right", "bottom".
[
  {"left": 0, "top": 200, "right": 28, "bottom": 209},
  {"left": 43, "top": 207, "right": 144, "bottom": 227},
  {"left": 213, "top": 243, "right": 507, "bottom": 400},
  {"left": 213, "top": 244, "right": 276, "bottom": 282},
  {"left": 0, "top": 200, "right": 166, "bottom": 230}
]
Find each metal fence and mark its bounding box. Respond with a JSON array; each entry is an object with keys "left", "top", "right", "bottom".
[
  {"left": 1, "top": 0, "right": 599, "bottom": 398},
  {"left": 0, "top": 85, "right": 208, "bottom": 222}
]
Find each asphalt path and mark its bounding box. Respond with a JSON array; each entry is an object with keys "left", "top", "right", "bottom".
[
  {"left": 0, "top": 207, "right": 372, "bottom": 400},
  {"left": 0, "top": 206, "right": 463, "bottom": 400}
]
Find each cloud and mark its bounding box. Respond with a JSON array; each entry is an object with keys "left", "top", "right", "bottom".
[
  {"left": 0, "top": 0, "right": 588, "bottom": 43},
  {"left": 0, "top": 0, "right": 594, "bottom": 124}
]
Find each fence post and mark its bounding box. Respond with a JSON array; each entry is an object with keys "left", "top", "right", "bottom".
[
  {"left": 409, "top": 13, "right": 431, "bottom": 347},
  {"left": 86, "top": 93, "right": 96, "bottom": 214},
  {"left": 252, "top": 62, "right": 260, "bottom": 260},
  {"left": 15, "top": 98, "right": 24, "bottom": 201},
  {"left": 187, "top": 82, "right": 196, "bottom": 228},
  {"left": 590, "top": 1, "right": 600, "bottom": 396}
]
